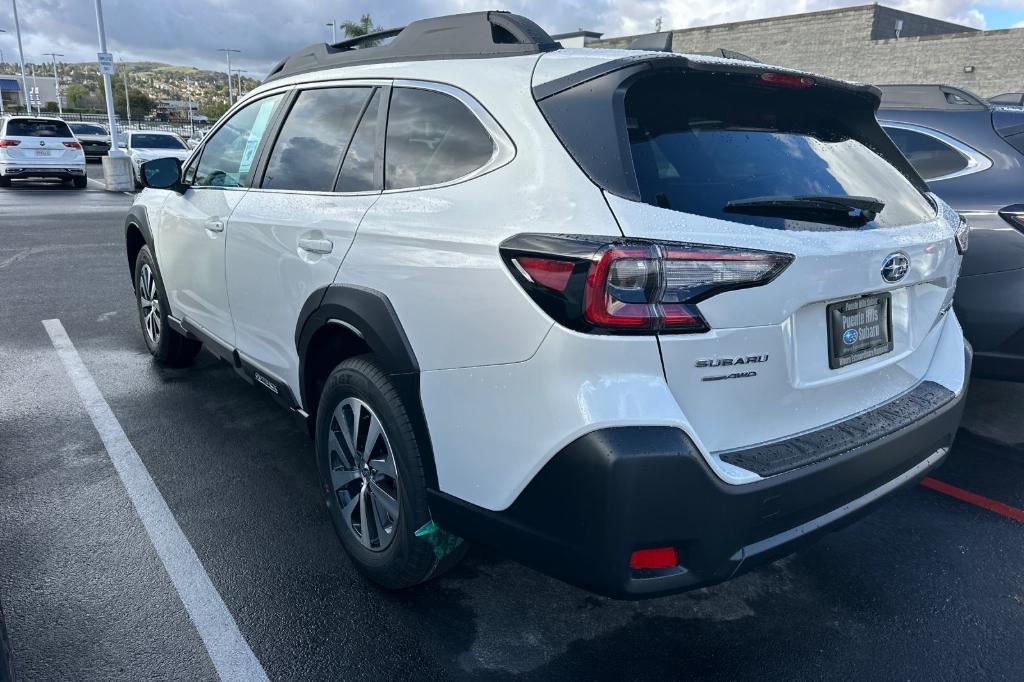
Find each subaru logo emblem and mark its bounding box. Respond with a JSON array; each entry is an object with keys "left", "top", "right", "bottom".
[
  {"left": 881, "top": 252, "right": 909, "bottom": 283},
  {"left": 842, "top": 328, "right": 859, "bottom": 345}
]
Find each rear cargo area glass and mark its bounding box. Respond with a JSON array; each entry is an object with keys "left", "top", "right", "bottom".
[{"left": 624, "top": 73, "right": 936, "bottom": 230}]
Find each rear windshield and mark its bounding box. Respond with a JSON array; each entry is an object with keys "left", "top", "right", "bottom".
[
  {"left": 6, "top": 119, "right": 73, "bottom": 138},
  {"left": 70, "top": 124, "right": 107, "bottom": 135},
  {"left": 624, "top": 73, "right": 936, "bottom": 230},
  {"left": 131, "top": 134, "right": 186, "bottom": 149}
]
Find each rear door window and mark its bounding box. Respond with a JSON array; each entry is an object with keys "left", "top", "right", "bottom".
[
  {"left": 384, "top": 88, "right": 494, "bottom": 190},
  {"left": 6, "top": 119, "right": 73, "bottom": 138},
  {"left": 623, "top": 73, "right": 936, "bottom": 230},
  {"left": 882, "top": 127, "right": 969, "bottom": 180},
  {"left": 262, "top": 86, "right": 371, "bottom": 192}
]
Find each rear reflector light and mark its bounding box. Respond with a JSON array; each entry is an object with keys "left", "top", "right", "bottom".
[
  {"left": 954, "top": 215, "right": 970, "bottom": 254},
  {"left": 0, "top": 139, "right": 21, "bottom": 147},
  {"left": 503, "top": 235, "right": 793, "bottom": 335},
  {"left": 759, "top": 72, "right": 815, "bottom": 89},
  {"left": 515, "top": 256, "right": 575, "bottom": 293},
  {"left": 63, "top": 141, "right": 82, "bottom": 149},
  {"left": 630, "top": 547, "right": 678, "bottom": 570}
]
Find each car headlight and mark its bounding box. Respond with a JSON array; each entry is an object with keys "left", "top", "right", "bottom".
[{"left": 954, "top": 215, "right": 970, "bottom": 255}]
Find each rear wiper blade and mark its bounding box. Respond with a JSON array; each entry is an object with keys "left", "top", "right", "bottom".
[{"left": 724, "top": 195, "right": 885, "bottom": 226}]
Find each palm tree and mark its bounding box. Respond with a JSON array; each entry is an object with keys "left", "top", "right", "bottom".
[{"left": 340, "top": 14, "right": 381, "bottom": 38}]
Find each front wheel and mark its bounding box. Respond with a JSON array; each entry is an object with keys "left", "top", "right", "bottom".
[
  {"left": 134, "top": 245, "right": 201, "bottom": 366},
  {"left": 316, "top": 357, "right": 466, "bottom": 589}
]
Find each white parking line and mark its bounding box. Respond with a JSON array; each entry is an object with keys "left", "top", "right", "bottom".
[
  {"left": 42, "top": 319, "right": 269, "bottom": 682},
  {"left": 86, "top": 177, "right": 106, "bottom": 190}
]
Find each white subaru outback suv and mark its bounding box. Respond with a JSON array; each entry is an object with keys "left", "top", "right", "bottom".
[
  {"left": 126, "top": 12, "right": 971, "bottom": 599},
  {"left": 0, "top": 116, "right": 87, "bottom": 188}
]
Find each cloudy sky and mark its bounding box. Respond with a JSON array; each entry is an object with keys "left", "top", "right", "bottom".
[{"left": 3, "top": 0, "right": 1023, "bottom": 76}]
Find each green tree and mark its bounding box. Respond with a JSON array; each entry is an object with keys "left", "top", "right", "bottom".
[
  {"left": 200, "top": 100, "right": 230, "bottom": 120},
  {"left": 104, "top": 74, "right": 156, "bottom": 119},
  {"left": 341, "top": 14, "right": 381, "bottom": 37},
  {"left": 63, "top": 83, "right": 87, "bottom": 109},
  {"left": 43, "top": 100, "right": 59, "bottom": 112}
]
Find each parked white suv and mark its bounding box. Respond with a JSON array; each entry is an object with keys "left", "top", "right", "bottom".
[
  {"left": 126, "top": 12, "right": 971, "bottom": 599},
  {"left": 0, "top": 116, "right": 86, "bottom": 188}
]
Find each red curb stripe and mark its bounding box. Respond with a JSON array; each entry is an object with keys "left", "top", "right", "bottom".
[{"left": 921, "top": 477, "right": 1024, "bottom": 524}]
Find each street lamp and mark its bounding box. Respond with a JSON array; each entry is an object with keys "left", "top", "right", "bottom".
[
  {"left": 218, "top": 48, "right": 240, "bottom": 105},
  {"left": 11, "top": 0, "right": 32, "bottom": 114},
  {"left": 234, "top": 69, "right": 247, "bottom": 99},
  {"left": 43, "top": 52, "right": 64, "bottom": 114},
  {"left": 121, "top": 57, "right": 130, "bottom": 123},
  {"left": 326, "top": 20, "right": 338, "bottom": 44},
  {"left": 0, "top": 28, "right": 6, "bottom": 116}
]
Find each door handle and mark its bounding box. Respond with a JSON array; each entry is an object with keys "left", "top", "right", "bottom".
[
  {"left": 205, "top": 219, "right": 224, "bottom": 233},
  {"left": 297, "top": 237, "right": 334, "bottom": 255}
]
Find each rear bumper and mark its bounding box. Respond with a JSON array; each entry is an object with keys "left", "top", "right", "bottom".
[
  {"left": 1, "top": 165, "right": 86, "bottom": 178},
  {"left": 431, "top": 343, "right": 971, "bottom": 599}
]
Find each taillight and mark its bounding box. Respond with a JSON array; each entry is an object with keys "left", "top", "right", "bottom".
[
  {"left": 999, "top": 205, "right": 1024, "bottom": 234},
  {"left": 501, "top": 235, "right": 793, "bottom": 335},
  {"left": 63, "top": 141, "right": 82, "bottom": 149},
  {"left": 0, "top": 139, "right": 21, "bottom": 147},
  {"left": 758, "top": 72, "right": 815, "bottom": 89}
]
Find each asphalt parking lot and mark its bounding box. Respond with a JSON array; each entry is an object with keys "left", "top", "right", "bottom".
[{"left": 1, "top": 171, "right": 1022, "bottom": 681}]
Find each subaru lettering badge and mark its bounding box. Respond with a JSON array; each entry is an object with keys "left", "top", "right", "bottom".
[
  {"left": 881, "top": 252, "right": 910, "bottom": 283},
  {"left": 842, "top": 328, "right": 859, "bottom": 345}
]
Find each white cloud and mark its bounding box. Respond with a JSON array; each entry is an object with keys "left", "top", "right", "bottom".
[{"left": 0, "top": 0, "right": 1012, "bottom": 75}]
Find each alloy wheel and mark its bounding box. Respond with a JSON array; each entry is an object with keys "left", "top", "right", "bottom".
[
  {"left": 328, "top": 397, "right": 401, "bottom": 551},
  {"left": 138, "top": 263, "right": 161, "bottom": 345}
]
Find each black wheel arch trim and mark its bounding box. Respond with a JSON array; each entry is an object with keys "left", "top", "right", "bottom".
[
  {"left": 124, "top": 205, "right": 179, "bottom": 319},
  {"left": 296, "top": 284, "right": 438, "bottom": 488}
]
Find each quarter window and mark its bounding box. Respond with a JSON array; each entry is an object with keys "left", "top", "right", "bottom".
[
  {"left": 194, "top": 94, "right": 283, "bottom": 188},
  {"left": 884, "top": 127, "right": 971, "bottom": 180},
  {"left": 384, "top": 88, "right": 494, "bottom": 190},
  {"left": 263, "top": 87, "right": 371, "bottom": 192}
]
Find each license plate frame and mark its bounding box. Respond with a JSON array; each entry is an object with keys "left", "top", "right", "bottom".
[
  {"left": 827, "top": 293, "right": 893, "bottom": 369},
  {"left": 34, "top": 149, "right": 54, "bottom": 157}
]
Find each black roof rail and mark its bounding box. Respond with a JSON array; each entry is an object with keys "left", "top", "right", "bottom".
[
  {"left": 265, "top": 11, "right": 561, "bottom": 82},
  {"left": 876, "top": 84, "right": 988, "bottom": 110}
]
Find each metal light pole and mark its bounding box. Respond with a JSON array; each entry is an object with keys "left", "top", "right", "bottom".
[
  {"left": 93, "top": 0, "right": 132, "bottom": 191},
  {"left": 30, "top": 63, "right": 37, "bottom": 111},
  {"left": 218, "top": 48, "right": 239, "bottom": 105},
  {"left": 326, "top": 20, "right": 337, "bottom": 43},
  {"left": 11, "top": 0, "right": 31, "bottom": 114},
  {"left": 235, "top": 69, "right": 246, "bottom": 99},
  {"left": 44, "top": 52, "right": 64, "bottom": 114},
  {"left": 121, "top": 58, "right": 130, "bottom": 124},
  {"left": 0, "top": 28, "right": 5, "bottom": 116}
]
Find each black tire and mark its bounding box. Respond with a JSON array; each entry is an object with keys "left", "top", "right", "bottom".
[
  {"left": 316, "top": 356, "right": 467, "bottom": 589},
  {"left": 0, "top": 175, "right": 10, "bottom": 188},
  {"left": 133, "top": 245, "right": 201, "bottom": 366},
  {"left": 72, "top": 175, "right": 87, "bottom": 189}
]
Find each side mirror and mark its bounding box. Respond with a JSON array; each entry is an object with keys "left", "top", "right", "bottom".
[{"left": 140, "top": 157, "right": 186, "bottom": 193}]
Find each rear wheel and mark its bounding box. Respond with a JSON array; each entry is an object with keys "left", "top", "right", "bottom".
[
  {"left": 316, "top": 357, "right": 466, "bottom": 589},
  {"left": 72, "top": 175, "right": 87, "bottom": 189},
  {"left": 134, "top": 246, "right": 201, "bottom": 366},
  {"left": 0, "top": 175, "right": 10, "bottom": 188}
]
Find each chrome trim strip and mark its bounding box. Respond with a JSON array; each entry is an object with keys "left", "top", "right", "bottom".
[{"left": 880, "top": 120, "right": 993, "bottom": 182}]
